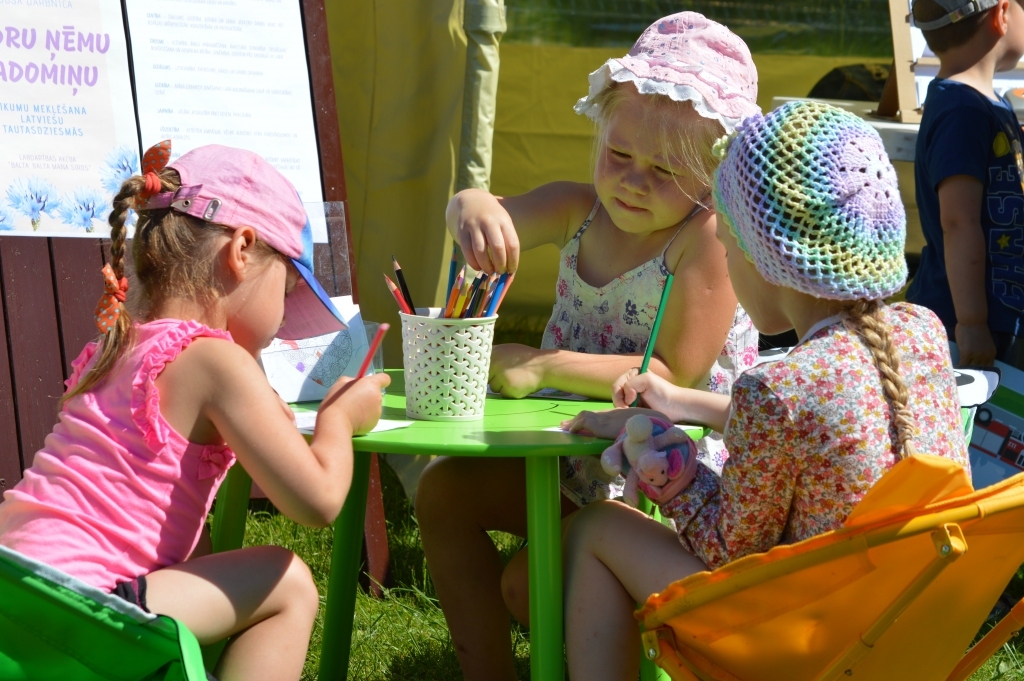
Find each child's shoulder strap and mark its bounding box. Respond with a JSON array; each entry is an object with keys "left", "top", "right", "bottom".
[{"left": 570, "top": 199, "right": 602, "bottom": 241}]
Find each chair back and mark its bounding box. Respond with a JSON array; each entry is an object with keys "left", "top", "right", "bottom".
[
  {"left": 0, "top": 545, "right": 207, "bottom": 680},
  {"left": 638, "top": 455, "right": 1024, "bottom": 681}
]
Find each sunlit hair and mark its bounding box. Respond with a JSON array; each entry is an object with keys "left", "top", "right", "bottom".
[
  {"left": 590, "top": 81, "right": 725, "bottom": 202},
  {"left": 64, "top": 168, "right": 281, "bottom": 401},
  {"left": 841, "top": 299, "right": 917, "bottom": 459}
]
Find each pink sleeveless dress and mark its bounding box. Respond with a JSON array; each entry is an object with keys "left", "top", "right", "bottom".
[
  {"left": 0, "top": 319, "right": 236, "bottom": 591},
  {"left": 542, "top": 201, "right": 760, "bottom": 506}
]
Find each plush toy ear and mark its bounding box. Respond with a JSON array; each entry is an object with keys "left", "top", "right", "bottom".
[{"left": 667, "top": 449, "right": 684, "bottom": 479}]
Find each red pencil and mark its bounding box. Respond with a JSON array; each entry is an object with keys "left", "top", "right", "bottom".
[
  {"left": 355, "top": 323, "right": 389, "bottom": 379},
  {"left": 384, "top": 274, "right": 413, "bottom": 315}
]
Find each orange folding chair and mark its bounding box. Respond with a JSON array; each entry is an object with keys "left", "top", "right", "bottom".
[{"left": 637, "top": 453, "right": 1024, "bottom": 681}]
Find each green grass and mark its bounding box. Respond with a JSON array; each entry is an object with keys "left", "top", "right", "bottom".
[
  {"left": 239, "top": 455, "right": 1024, "bottom": 681},
  {"left": 240, "top": 461, "right": 532, "bottom": 680}
]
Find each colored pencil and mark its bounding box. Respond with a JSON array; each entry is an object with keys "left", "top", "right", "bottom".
[
  {"left": 392, "top": 256, "right": 416, "bottom": 311},
  {"left": 355, "top": 323, "right": 389, "bottom": 379},
  {"left": 444, "top": 267, "right": 465, "bottom": 318},
  {"left": 384, "top": 274, "right": 413, "bottom": 315},
  {"left": 446, "top": 244, "right": 458, "bottom": 303},
  {"left": 474, "top": 276, "right": 494, "bottom": 317},
  {"left": 452, "top": 277, "right": 473, "bottom": 318},
  {"left": 468, "top": 276, "right": 491, "bottom": 319},
  {"left": 460, "top": 273, "right": 485, "bottom": 318},
  {"left": 494, "top": 271, "right": 515, "bottom": 314},
  {"left": 632, "top": 272, "right": 674, "bottom": 406},
  {"left": 483, "top": 272, "right": 510, "bottom": 317}
]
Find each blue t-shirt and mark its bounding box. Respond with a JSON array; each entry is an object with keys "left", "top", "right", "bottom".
[{"left": 906, "top": 78, "right": 1024, "bottom": 337}]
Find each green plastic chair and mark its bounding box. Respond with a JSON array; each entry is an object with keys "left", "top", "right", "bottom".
[{"left": 0, "top": 544, "right": 209, "bottom": 681}]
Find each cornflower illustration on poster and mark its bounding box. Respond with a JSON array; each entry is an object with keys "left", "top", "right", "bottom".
[{"left": 0, "top": 0, "right": 140, "bottom": 236}]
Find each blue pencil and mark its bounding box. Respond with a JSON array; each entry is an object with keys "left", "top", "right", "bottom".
[
  {"left": 446, "top": 245, "right": 458, "bottom": 303},
  {"left": 483, "top": 272, "right": 509, "bottom": 317}
]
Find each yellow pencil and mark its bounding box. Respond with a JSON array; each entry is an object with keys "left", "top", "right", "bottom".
[
  {"left": 453, "top": 276, "right": 474, "bottom": 318},
  {"left": 444, "top": 267, "right": 465, "bottom": 318}
]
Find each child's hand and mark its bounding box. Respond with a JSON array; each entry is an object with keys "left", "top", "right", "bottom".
[
  {"left": 448, "top": 189, "right": 520, "bottom": 274},
  {"left": 561, "top": 408, "right": 668, "bottom": 440},
  {"left": 319, "top": 373, "right": 390, "bottom": 435},
  {"left": 612, "top": 368, "right": 680, "bottom": 413},
  {"left": 489, "top": 344, "right": 546, "bottom": 398},
  {"left": 955, "top": 322, "right": 997, "bottom": 366}
]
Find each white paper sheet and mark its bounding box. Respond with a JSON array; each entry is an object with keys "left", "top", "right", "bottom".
[
  {"left": 124, "top": 0, "right": 328, "bottom": 242},
  {"left": 262, "top": 296, "right": 370, "bottom": 402},
  {"left": 291, "top": 409, "right": 412, "bottom": 435},
  {"left": 0, "top": 0, "right": 140, "bottom": 236}
]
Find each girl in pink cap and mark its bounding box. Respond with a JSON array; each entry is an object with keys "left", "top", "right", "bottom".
[
  {"left": 0, "top": 142, "right": 388, "bottom": 680},
  {"left": 417, "top": 13, "right": 760, "bottom": 679}
]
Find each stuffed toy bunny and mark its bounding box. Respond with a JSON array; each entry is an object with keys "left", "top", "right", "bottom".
[{"left": 600, "top": 414, "right": 699, "bottom": 507}]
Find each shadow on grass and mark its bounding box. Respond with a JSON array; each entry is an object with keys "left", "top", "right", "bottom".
[{"left": 242, "top": 451, "right": 533, "bottom": 680}]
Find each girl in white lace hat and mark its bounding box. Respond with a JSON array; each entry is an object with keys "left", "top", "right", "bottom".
[{"left": 416, "top": 13, "right": 762, "bottom": 679}]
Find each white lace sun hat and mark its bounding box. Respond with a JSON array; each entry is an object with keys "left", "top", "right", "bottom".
[{"left": 575, "top": 12, "right": 760, "bottom": 134}]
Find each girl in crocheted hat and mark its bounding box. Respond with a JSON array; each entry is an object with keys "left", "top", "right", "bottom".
[
  {"left": 0, "top": 143, "right": 388, "bottom": 680},
  {"left": 418, "top": 13, "right": 759, "bottom": 679},
  {"left": 559, "top": 101, "right": 970, "bottom": 679}
]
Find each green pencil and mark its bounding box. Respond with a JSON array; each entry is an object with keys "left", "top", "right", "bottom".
[{"left": 632, "top": 272, "right": 673, "bottom": 407}]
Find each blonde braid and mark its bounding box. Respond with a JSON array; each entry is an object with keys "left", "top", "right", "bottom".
[
  {"left": 843, "top": 300, "right": 918, "bottom": 459},
  {"left": 62, "top": 175, "right": 152, "bottom": 401}
]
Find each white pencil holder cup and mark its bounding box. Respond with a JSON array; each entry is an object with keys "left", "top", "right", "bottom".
[{"left": 400, "top": 308, "right": 497, "bottom": 421}]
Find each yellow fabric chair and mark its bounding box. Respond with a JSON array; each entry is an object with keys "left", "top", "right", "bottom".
[{"left": 637, "top": 454, "right": 1024, "bottom": 681}]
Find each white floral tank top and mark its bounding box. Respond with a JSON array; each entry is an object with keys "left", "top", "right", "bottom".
[{"left": 542, "top": 200, "right": 760, "bottom": 507}]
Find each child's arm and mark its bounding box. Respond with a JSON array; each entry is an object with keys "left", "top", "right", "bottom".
[
  {"left": 447, "top": 182, "right": 595, "bottom": 273},
  {"left": 559, "top": 370, "right": 731, "bottom": 438},
  {"left": 159, "top": 338, "right": 387, "bottom": 528},
  {"left": 612, "top": 369, "right": 731, "bottom": 432},
  {"left": 488, "top": 213, "right": 738, "bottom": 399},
  {"left": 660, "top": 376, "right": 798, "bottom": 569},
  {"left": 937, "top": 175, "right": 996, "bottom": 366}
]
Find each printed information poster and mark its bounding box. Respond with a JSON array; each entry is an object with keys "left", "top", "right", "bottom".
[
  {"left": 124, "top": 0, "right": 328, "bottom": 242},
  {"left": 0, "top": 0, "right": 140, "bottom": 236}
]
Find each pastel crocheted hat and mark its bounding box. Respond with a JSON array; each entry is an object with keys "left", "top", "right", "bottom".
[
  {"left": 712, "top": 100, "right": 907, "bottom": 301},
  {"left": 574, "top": 12, "right": 759, "bottom": 133}
]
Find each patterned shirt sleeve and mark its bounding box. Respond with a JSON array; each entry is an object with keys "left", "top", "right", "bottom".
[{"left": 661, "top": 374, "right": 800, "bottom": 569}]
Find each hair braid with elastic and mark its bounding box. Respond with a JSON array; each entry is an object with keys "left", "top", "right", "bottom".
[
  {"left": 842, "top": 300, "right": 917, "bottom": 458},
  {"left": 62, "top": 175, "right": 156, "bottom": 402},
  {"left": 63, "top": 168, "right": 282, "bottom": 402}
]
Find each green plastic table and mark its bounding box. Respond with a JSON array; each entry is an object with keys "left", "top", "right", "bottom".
[
  {"left": 315, "top": 369, "right": 612, "bottom": 681},
  {"left": 209, "top": 369, "right": 702, "bottom": 679}
]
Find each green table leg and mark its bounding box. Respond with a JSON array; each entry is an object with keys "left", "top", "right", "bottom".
[
  {"left": 211, "top": 465, "right": 252, "bottom": 553},
  {"left": 318, "top": 450, "right": 371, "bottom": 681},
  {"left": 204, "top": 464, "right": 253, "bottom": 669},
  {"left": 525, "top": 456, "right": 565, "bottom": 681}
]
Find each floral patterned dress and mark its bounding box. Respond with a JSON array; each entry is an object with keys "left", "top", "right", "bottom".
[
  {"left": 661, "top": 303, "right": 969, "bottom": 570},
  {"left": 541, "top": 200, "right": 760, "bottom": 507}
]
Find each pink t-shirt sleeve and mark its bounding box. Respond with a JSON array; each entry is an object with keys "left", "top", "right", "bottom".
[{"left": 64, "top": 342, "right": 99, "bottom": 393}]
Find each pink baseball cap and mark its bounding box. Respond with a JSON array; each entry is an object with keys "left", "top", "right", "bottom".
[
  {"left": 574, "top": 12, "right": 760, "bottom": 133},
  {"left": 142, "top": 144, "right": 345, "bottom": 340}
]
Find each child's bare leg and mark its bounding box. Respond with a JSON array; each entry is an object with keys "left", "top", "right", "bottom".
[
  {"left": 187, "top": 523, "right": 213, "bottom": 560},
  {"left": 417, "top": 457, "right": 573, "bottom": 680},
  {"left": 146, "top": 544, "right": 319, "bottom": 681},
  {"left": 500, "top": 511, "right": 577, "bottom": 627},
  {"left": 563, "top": 500, "right": 706, "bottom": 681}
]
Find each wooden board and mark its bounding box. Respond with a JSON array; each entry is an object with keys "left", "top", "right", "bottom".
[{"left": 0, "top": 238, "right": 70, "bottom": 473}]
